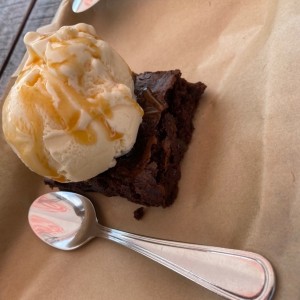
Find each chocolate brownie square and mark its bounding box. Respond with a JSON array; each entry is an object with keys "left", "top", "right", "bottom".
[{"left": 45, "top": 70, "right": 206, "bottom": 207}]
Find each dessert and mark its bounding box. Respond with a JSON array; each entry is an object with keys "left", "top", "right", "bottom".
[
  {"left": 46, "top": 70, "right": 206, "bottom": 207},
  {"left": 2, "top": 24, "right": 143, "bottom": 182},
  {"left": 2, "top": 24, "right": 206, "bottom": 208}
]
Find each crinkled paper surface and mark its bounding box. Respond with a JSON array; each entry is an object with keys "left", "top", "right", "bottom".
[{"left": 1, "top": 0, "right": 300, "bottom": 299}]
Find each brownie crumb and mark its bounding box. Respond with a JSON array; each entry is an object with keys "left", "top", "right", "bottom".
[{"left": 134, "top": 207, "right": 145, "bottom": 220}]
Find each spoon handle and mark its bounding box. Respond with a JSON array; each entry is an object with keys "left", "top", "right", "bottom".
[{"left": 97, "top": 226, "right": 275, "bottom": 300}]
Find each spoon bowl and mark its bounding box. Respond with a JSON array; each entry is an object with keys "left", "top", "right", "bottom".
[
  {"left": 29, "top": 191, "right": 275, "bottom": 300},
  {"left": 29, "top": 192, "right": 94, "bottom": 250}
]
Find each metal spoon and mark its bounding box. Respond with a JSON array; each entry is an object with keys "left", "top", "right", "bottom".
[
  {"left": 28, "top": 191, "right": 275, "bottom": 300},
  {"left": 72, "top": 0, "right": 101, "bottom": 13}
]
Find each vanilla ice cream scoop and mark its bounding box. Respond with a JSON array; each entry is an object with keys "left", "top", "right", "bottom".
[{"left": 2, "top": 24, "right": 143, "bottom": 182}]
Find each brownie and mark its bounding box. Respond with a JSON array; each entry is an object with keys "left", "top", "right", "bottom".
[{"left": 45, "top": 70, "right": 206, "bottom": 207}]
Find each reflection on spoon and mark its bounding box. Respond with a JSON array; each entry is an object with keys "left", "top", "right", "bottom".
[{"left": 28, "top": 192, "right": 275, "bottom": 300}]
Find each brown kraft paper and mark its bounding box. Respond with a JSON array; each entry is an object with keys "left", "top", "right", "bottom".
[{"left": 1, "top": 0, "right": 300, "bottom": 299}]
